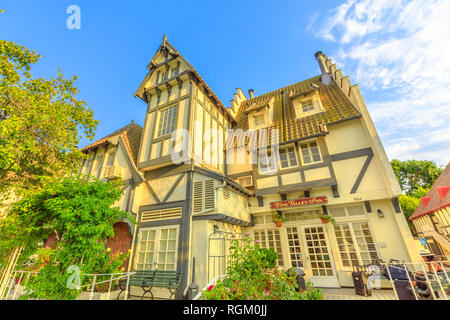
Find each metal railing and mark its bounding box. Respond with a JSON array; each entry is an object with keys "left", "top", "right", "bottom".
[
  {"left": 377, "top": 260, "right": 449, "bottom": 300},
  {"left": 2, "top": 270, "right": 136, "bottom": 300}
]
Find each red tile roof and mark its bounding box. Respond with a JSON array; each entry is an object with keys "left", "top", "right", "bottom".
[{"left": 410, "top": 162, "right": 450, "bottom": 220}]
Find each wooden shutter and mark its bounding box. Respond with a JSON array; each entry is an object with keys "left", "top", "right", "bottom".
[
  {"left": 193, "top": 181, "right": 203, "bottom": 213},
  {"left": 204, "top": 180, "right": 215, "bottom": 209}
]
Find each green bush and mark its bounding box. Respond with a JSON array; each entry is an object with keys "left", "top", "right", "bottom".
[{"left": 202, "top": 234, "right": 322, "bottom": 300}]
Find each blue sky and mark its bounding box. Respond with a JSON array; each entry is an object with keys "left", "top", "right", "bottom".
[{"left": 1, "top": 0, "right": 449, "bottom": 165}]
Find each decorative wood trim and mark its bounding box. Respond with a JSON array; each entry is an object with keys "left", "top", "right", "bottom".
[
  {"left": 162, "top": 173, "right": 186, "bottom": 203},
  {"left": 144, "top": 180, "right": 161, "bottom": 204}
]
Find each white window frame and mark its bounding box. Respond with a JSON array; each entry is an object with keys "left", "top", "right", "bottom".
[
  {"left": 156, "top": 104, "right": 178, "bottom": 138},
  {"left": 278, "top": 145, "right": 298, "bottom": 169},
  {"left": 299, "top": 140, "right": 322, "bottom": 165},
  {"left": 134, "top": 225, "right": 179, "bottom": 271}
]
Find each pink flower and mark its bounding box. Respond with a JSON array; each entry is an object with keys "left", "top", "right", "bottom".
[
  {"left": 226, "top": 288, "right": 231, "bottom": 292},
  {"left": 255, "top": 240, "right": 260, "bottom": 244},
  {"left": 208, "top": 285, "right": 214, "bottom": 291},
  {"left": 245, "top": 232, "right": 250, "bottom": 236}
]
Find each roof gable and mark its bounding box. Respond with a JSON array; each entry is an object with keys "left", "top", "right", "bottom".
[{"left": 410, "top": 162, "right": 450, "bottom": 220}]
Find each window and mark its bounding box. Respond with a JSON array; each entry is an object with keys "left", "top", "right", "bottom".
[
  {"left": 300, "top": 141, "right": 321, "bottom": 164},
  {"left": 95, "top": 153, "right": 104, "bottom": 178},
  {"left": 284, "top": 210, "right": 321, "bottom": 221},
  {"left": 157, "top": 105, "right": 178, "bottom": 137},
  {"left": 259, "top": 150, "right": 276, "bottom": 173},
  {"left": 254, "top": 229, "right": 284, "bottom": 267},
  {"left": 329, "top": 205, "right": 366, "bottom": 218},
  {"left": 279, "top": 146, "right": 298, "bottom": 169},
  {"left": 86, "top": 157, "right": 94, "bottom": 174},
  {"left": 106, "top": 150, "right": 116, "bottom": 167},
  {"left": 253, "top": 114, "right": 266, "bottom": 128},
  {"left": 334, "top": 222, "right": 378, "bottom": 267},
  {"left": 135, "top": 227, "right": 178, "bottom": 271},
  {"left": 301, "top": 100, "right": 315, "bottom": 112}
]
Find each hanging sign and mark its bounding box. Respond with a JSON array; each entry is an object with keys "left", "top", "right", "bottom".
[
  {"left": 270, "top": 196, "right": 328, "bottom": 209},
  {"left": 419, "top": 238, "right": 427, "bottom": 246}
]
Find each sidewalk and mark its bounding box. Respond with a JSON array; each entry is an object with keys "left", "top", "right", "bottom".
[{"left": 322, "top": 288, "right": 396, "bottom": 300}]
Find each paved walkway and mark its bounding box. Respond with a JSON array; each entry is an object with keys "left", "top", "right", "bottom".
[{"left": 322, "top": 288, "right": 397, "bottom": 300}]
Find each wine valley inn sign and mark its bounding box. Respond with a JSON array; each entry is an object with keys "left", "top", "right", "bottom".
[{"left": 270, "top": 196, "right": 328, "bottom": 210}]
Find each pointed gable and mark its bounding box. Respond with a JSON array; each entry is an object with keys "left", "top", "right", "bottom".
[{"left": 410, "top": 162, "right": 450, "bottom": 220}]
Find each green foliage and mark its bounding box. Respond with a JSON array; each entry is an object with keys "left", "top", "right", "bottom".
[
  {"left": 271, "top": 212, "right": 285, "bottom": 223},
  {"left": 390, "top": 159, "right": 443, "bottom": 233},
  {"left": 391, "top": 159, "right": 443, "bottom": 194},
  {"left": 0, "top": 40, "right": 98, "bottom": 196},
  {"left": 0, "top": 175, "right": 132, "bottom": 300},
  {"left": 320, "top": 214, "right": 336, "bottom": 225},
  {"left": 201, "top": 235, "right": 322, "bottom": 300}
]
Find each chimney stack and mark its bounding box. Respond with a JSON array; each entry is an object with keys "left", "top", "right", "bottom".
[
  {"left": 314, "top": 51, "right": 329, "bottom": 74},
  {"left": 248, "top": 89, "right": 254, "bottom": 99},
  {"left": 314, "top": 51, "right": 332, "bottom": 85}
]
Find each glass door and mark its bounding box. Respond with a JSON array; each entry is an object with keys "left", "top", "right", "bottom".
[{"left": 301, "top": 225, "right": 339, "bottom": 287}]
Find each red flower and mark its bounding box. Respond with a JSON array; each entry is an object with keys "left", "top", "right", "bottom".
[{"left": 208, "top": 285, "right": 214, "bottom": 291}]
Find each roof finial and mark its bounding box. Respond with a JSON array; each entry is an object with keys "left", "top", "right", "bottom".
[{"left": 162, "top": 34, "right": 167, "bottom": 46}]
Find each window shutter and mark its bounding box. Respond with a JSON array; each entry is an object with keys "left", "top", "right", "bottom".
[
  {"left": 193, "top": 181, "right": 203, "bottom": 213},
  {"left": 204, "top": 180, "right": 215, "bottom": 209},
  {"left": 223, "top": 188, "right": 230, "bottom": 200}
]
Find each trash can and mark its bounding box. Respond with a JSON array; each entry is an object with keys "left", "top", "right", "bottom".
[
  {"left": 352, "top": 264, "right": 372, "bottom": 297},
  {"left": 393, "top": 279, "right": 416, "bottom": 300}
]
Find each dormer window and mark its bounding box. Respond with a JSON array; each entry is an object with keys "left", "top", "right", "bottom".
[
  {"left": 254, "top": 114, "right": 266, "bottom": 127},
  {"left": 249, "top": 110, "right": 269, "bottom": 130},
  {"left": 292, "top": 91, "right": 324, "bottom": 119},
  {"left": 301, "top": 100, "right": 315, "bottom": 113}
]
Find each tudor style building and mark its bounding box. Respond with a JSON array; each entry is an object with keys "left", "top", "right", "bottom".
[{"left": 79, "top": 36, "right": 420, "bottom": 298}]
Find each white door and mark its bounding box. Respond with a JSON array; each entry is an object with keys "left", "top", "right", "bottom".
[
  {"left": 301, "top": 225, "right": 339, "bottom": 287},
  {"left": 135, "top": 226, "right": 179, "bottom": 271}
]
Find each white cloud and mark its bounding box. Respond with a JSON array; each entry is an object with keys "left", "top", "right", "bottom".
[{"left": 314, "top": 0, "right": 450, "bottom": 165}]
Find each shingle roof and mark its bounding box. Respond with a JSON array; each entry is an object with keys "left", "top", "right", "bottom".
[
  {"left": 81, "top": 122, "right": 143, "bottom": 164},
  {"left": 410, "top": 162, "right": 450, "bottom": 220},
  {"left": 227, "top": 75, "right": 361, "bottom": 148}
]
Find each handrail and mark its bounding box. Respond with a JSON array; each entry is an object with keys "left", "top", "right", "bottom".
[{"left": 192, "top": 274, "right": 227, "bottom": 300}]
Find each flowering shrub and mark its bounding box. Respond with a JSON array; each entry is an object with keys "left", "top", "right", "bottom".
[{"left": 202, "top": 234, "right": 322, "bottom": 300}]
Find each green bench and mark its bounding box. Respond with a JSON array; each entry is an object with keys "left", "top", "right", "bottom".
[{"left": 117, "top": 270, "right": 182, "bottom": 300}]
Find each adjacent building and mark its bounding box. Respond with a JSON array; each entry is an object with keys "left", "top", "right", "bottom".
[
  {"left": 409, "top": 163, "right": 450, "bottom": 258},
  {"left": 79, "top": 36, "right": 420, "bottom": 298}
]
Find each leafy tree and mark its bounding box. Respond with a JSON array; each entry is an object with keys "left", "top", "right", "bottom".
[
  {"left": 391, "top": 159, "right": 444, "bottom": 232},
  {"left": 0, "top": 175, "right": 132, "bottom": 300},
  {"left": 0, "top": 40, "right": 98, "bottom": 196},
  {"left": 391, "top": 159, "right": 443, "bottom": 194}
]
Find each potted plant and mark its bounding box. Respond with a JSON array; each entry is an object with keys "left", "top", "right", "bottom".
[
  {"left": 272, "top": 212, "right": 286, "bottom": 227},
  {"left": 320, "top": 214, "right": 335, "bottom": 225}
]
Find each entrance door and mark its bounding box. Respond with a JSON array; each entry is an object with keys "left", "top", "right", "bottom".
[{"left": 301, "top": 225, "right": 339, "bottom": 287}]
